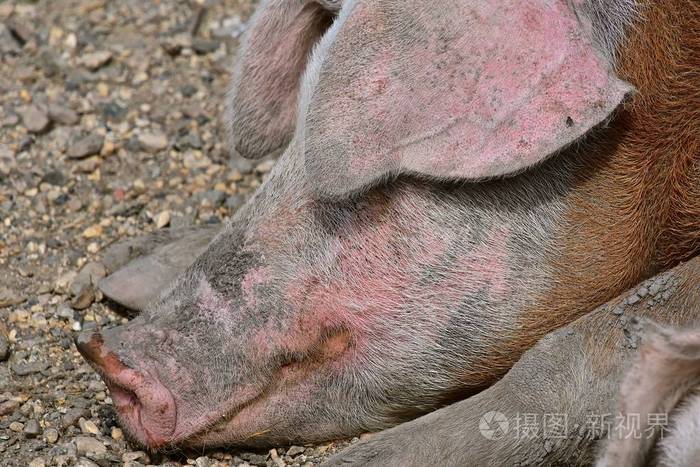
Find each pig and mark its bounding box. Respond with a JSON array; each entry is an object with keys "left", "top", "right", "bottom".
[
  {"left": 76, "top": 0, "right": 699, "bottom": 463},
  {"left": 326, "top": 255, "right": 700, "bottom": 466}
]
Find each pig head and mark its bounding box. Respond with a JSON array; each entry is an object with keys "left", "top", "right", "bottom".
[{"left": 77, "top": 0, "right": 699, "bottom": 451}]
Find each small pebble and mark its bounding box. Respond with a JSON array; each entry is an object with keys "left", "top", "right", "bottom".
[
  {"left": 68, "top": 134, "right": 104, "bottom": 159},
  {"left": 287, "top": 446, "right": 306, "bottom": 457},
  {"left": 122, "top": 451, "right": 150, "bottom": 463},
  {"left": 48, "top": 103, "right": 80, "bottom": 125},
  {"left": 21, "top": 105, "right": 50, "bottom": 133},
  {"left": 78, "top": 50, "right": 112, "bottom": 70},
  {"left": 41, "top": 169, "right": 68, "bottom": 186},
  {"left": 255, "top": 160, "right": 275, "bottom": 173},
  {"left": 138, "top": 132, "right": 169, "bottom": 152},
  {"left": 74, "top": 435, "right": 107, "bottom": 456},
  {"left": 9, "top": 421, "right": 24, "bottom": 432},
  {"left": 62, "top": 407, "right": 89, "bottom": 429},
  {"left": 156, "top": 210, "right": 171, "bottom": 228},
  {"left": 269, "top": 449, "right": 285, "bottom": 467},
  {"left": 71, "top": 286, "right": 95, "bottom": 310},
  {"left": 82, "top": 224, "right": 103, "bottom": 238},
  {"left": 75, "top": 459, "right": 100, "bottom": 467},
  {"left": 23, "top": 418, "right": 41, "bottom": 437},
  {"left": 43, "top": 427, "right": 59, "bottom": 443},
  {"left": 79, "top": 417, "right": 100, "bottom": 435},
  {"left": 225, "top": 194, "right": 245, "bottom": 212}
]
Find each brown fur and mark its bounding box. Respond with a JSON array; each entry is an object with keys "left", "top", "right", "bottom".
[{"left": 467, "top": 0, "right": 700, "bottom": 385}]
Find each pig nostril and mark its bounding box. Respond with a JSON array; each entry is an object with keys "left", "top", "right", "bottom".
[{"left": 107, "top": 381, "right": 141, "bottom": 410}]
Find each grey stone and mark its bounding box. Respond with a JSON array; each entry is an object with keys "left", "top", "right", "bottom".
[
  {"left": 192, "top": 38, "right": 220, "bottom": 54},
  {"left": 239, "top": 453, "right": 268, "bottom": 466},
  {"left": 74, "top": 435, "right": 107, "bottom": 456},
  {"left": 78, "top": 51, "right": 112, "bottom": 71},
  {"left": 138, "top": 132, "right": 168, "bottom": 152},
  {"left": 6, "top": 19, "right": 36, "bottom": 45},
  {"left": 21, "top": 105, "right": 51, "bottom": 133},
  {"left": 24, "top": 418, "right": 41, "bottom": 437},
  {"left": 67, "top": 134, "right": 104, "bottom": 159},
  {"left": 62, "top": 407, "right": 90, "bottom": 429},
  {"left": 230, "top": 154, "right": 254, "bottom": 174},
  {"left": 69, "top": 262, "right": 105, "bottom": 310},
  {"left": 204, "top": 189, "right": 226, "bottom": 207},
  {"left": 41, "top": 170, "right": 68, "bottom": 186},
  {"left": 43, "top": 427, "right": 59, "bottom": 444},
  {"left": 287, "top": 446, "right": 306, "bottom": 457},
  {"left": 96, "top": 102, "right": 127, "bottom": 123},
  {"left": 122, "top": 451, "right": 150, "bottom": 463},
  {"left": 180, "top": 84, "right": 197, "bottom": 98},
  {"left": 0, "top": 398, "right": 20, "bottom": 416},
  {"left": 48, "top": 103, "right": 80, "bottom": 126},
  {"left": 75, "top": 459, "right": 100, "bottom": 467},
  {"left": 11, "top": 360, "right": 50, "bottom": 376}
]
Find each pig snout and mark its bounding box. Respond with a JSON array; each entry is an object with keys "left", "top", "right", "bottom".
[{"left": 74, "top": 330, "right": 177, "bottom": 449}]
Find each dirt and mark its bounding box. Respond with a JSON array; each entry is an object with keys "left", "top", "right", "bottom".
[{"left": 0, "top": 1, "right": 355, "bottom": 465}]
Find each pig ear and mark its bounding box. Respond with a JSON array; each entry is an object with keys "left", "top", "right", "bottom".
[
  {"left": 595, "top": 320, "right": 700, "bottom": 467},
  {"left": 228, "top": 0, "right": 339, "bottom": 159},
  {"left": 98, "top": 227, "right": 220, "bottom": 312},
  {"left": 302, "top": 0, "right": 633, "bottom": 197}
]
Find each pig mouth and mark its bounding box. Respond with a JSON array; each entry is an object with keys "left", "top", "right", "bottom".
[{"left": 74, "top": 332, "right": 178, "bottom": 448}]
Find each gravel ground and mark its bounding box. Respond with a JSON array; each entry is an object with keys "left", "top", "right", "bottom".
[{"left": 0, "top": 1, "right": 356, "bottom": 465}]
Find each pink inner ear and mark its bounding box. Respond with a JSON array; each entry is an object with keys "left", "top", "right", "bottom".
[{"left": 304, "top": 0, "right": 632, "bottom": 196}]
